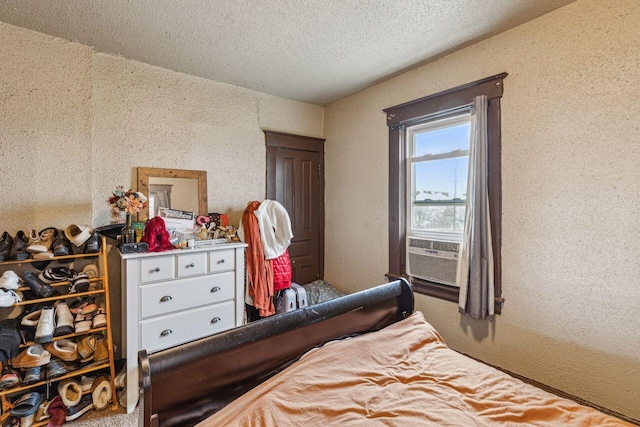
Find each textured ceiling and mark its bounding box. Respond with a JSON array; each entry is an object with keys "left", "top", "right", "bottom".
[{"left": 0, "top": 0, "right": 575, "bottom": 105}]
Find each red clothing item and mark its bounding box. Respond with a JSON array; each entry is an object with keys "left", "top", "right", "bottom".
[
  {"left": 242, "top": 201, "right": 275, "bottom": 316},
  {"left": 272, "top": 250, "right": 292, "bottom": 291}
]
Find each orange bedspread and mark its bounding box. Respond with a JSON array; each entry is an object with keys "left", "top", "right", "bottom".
[{"left": 198, "top": 312, "right": 632, "bottom": 426}]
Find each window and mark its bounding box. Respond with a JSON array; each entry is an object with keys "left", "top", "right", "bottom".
[
  {"left": 384, "top": 73, "right": 506, "bottom": 312},
  {"left": 407, "top": 113, "right": 471, "bottom": 240}
]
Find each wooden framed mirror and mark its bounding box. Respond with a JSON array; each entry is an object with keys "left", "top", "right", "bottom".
[{"left": 137, "top": 167, "right": 208, "bottom": 220}]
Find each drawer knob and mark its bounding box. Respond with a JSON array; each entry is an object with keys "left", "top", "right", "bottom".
[
  {"left": 154, "top": 267, "right": 160, "bottom": 272},
  {"left": 210, "top": 286, "right": 220, "bottom": 293},
  {"left": 217, "top": 259, "right": 225, "bottom": 264},
  {"left": 160, "top": 295, "right": 172, "bottom": 302},
  {"left": 188, "top": 263, "right": 195, "bottom": 268},
  {"left": 211, "top": 317, "right": 221, "bottom": 324},
  {"left": 160, "top": 329, "right": 172, "bottom": 337}
]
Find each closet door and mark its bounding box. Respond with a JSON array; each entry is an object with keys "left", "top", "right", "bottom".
[{"left": 266, "top": 131, "right": 324, "bottom": 285}]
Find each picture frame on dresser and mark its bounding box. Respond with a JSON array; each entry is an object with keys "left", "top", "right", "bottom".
[{"left": 119, "top": 242, "right": 247, "bottom": 413}]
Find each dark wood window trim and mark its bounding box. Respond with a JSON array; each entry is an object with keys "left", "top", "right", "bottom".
[{"left": 383, "top": 73, "right": 507, "bottom": 314}]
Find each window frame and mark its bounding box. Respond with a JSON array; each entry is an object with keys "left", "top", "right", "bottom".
[{"left": 384, "top": 73, "right": 507, "bottom": 313}]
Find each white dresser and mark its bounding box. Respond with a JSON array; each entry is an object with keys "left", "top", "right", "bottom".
[{"left": 120, "top": 243, "right": 246, "bottom": 413}]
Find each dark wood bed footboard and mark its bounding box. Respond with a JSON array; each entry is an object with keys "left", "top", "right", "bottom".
[{"left": 139, "top": 279, "right": 413, "bottom": 427}]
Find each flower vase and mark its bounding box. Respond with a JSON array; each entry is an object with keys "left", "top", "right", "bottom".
[{"left": 122, "top": 214, "right": 137, "bottom": 244}]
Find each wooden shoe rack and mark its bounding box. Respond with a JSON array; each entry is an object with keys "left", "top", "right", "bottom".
[{"left": 0, "top": 236, "right": 117, "bottom": 425}]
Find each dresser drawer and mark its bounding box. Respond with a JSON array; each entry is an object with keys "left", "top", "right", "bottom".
[
  {"left": 140, "top": 256, "right": 175, "bottom": 284},
  {"left": 140, "top": 301, "right": 235, "bottom": 353},
  {"left": 177, "top": 252, "right": 207, "bottom": 278},
  {"left": 139, "top": 272, "right": 235, "bottom": 319},
  {"left": 209, "top": 249, "right": 235, "bottom": 273}
]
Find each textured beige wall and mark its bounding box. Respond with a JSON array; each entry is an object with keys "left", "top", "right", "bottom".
[
  {"left": 0, "top": 23, "right": 93, "bottom": 230},
  {"left": 324, "top": 0, "right": 640, "bottom": 419},
  {"left": 0, "top": 22, "right": 324, "bottom": 234}
]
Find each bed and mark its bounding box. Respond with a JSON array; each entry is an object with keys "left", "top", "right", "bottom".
[{"left": 139, "top": 279, "right": 634, "bottom": 427}]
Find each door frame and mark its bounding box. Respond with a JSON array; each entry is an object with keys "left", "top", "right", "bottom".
[{"left": 265, "top": 130, "right": 325, "bottom": 281}]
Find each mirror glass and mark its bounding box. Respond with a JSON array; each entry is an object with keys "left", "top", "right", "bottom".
[{"left": 137, "top": 167, "right": 208, "bottom": 220}]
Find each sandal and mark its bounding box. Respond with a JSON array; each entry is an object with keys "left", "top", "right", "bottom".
[
  {"left": 92, "top": 309, "right": 107, "bottom": 328},
  {"left": 11, "top": 391, "right": 43, "bottom": 418},
  {"left": 71, "top": 297, "right": 97, "bottom": 315},
  {"left": 77, "top": 335, "right": 97, "bottom": 361}
]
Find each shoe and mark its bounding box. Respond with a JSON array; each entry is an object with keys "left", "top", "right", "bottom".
[
  {"left": 65, "top": 225, "right": 92, "bottom": 247},
  {"left": 0, "top": 271, "right": 22, "bottom": 290},
  {"left": 34, "top": 307, "right": 55, "bottom": 343},
  {"left": 82, "top": 231, "right": 101, "bottom": 255},
  {"left": 46, "top": 358, "right": 74, "bottom": 379},
  {"left": 118, "top": 387, "right": 127, "bottom": 408},
  {"left": 75, "top": 314, "right": 93, "bottom": 334},
  {"left": 34, "top": 399, "right": 52, "bottom": 423},
  {"left": 32, "top": 258, "right": 54, "bottom": 271},
  {"left": 20, "top": 309, "right": 41, "bottom": 328},
  {"left": 9, "top": 231, "right": 30, "bottom": 261},
  {"left": 77, "top": 335, "right": 97, "bottom": 361},
  {"left": 45, "top": 339, "right": 78, "bottom": 361},
  {"left": 58, "top": 379, "right": 82, "bottom": 407},
  {"left": 22, "top": 366, "right": 42, "bottom": 385},
  {"left": 0, "top": 368, "right": 21, "bottom": 390},
  {"left": 65, "top": 394, "right": 93, "bottom": 421},
  {"left": 92, "top": 309, "right": 107, "bottom": 328},
  {"left": 0, "top": 289, "right": 22, "bottom": 307},
  {"left": 23, "top": 271, "right": 60, "bottom": 298},
  {"left": 70, "top": 297, "right": 97, "bottom": 315},
  {"left": 54, "top": 302, "right": 74, "bottom": 336},
  {"left": 37, "top": 227, "right": 57, "bottom": 248},
  {"left": 51, "top": 229, "right": 73, "bottom": 259},
  {"left": 93, "top": 336, "right": 109, "bottom": 363},
  {"left": 114, "top": 366, "right": 126, "bottom": 389},
  {"left": 69, "top": 272, "right": 90, "bottom": 294},
  {"left": 10, "top": 344, "right": 50, "bottom": 368},
  {"left": 83, "top": 265, "right": 100, "bottom": 279},
  {"left": 28, "top": 229, "right": 40, "bottom": 245},
  {"left": 80, "top": 375, "right": 95, "bottom": 392},
  {"left": 38, "top": 267, "right": 76, "bottom": 284},
  {"left": 91, "top": 376, "right": 112, "bottom": 410},
  {"left": 0, "top": 231, "right": 14, "bottom": 261},
  {"left": 11, "top": 391, "right": 43, "bottom": 418},
  {"left": 30, "top": 228, "right": 56, "bottom": 262}
]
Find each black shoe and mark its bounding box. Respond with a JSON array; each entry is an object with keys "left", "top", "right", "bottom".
[
  {"left": 82, "top": 230, "right": 101, "bottom": 255},
  {"left": 65, "top": 394, "right": 94, "bottom": 421},
  {"left": 46, "top": 358, "right": 75, "bottom": 379},
  {"left": 51, "top": 229, "right": 73, "bottom": 261},
  {"left": 9, "top": 231, "right": 30, "bottom": 261},
  {"left": 39, "top": 267, "right": 76, "bottom": 284},
  {"left": 23, "top": 366, "right": 42, "bottom": 385},
  {"left": 23, "top": 271, "right": 60, "bottom": 298},
  {"left": 0, "top": 231, "right": 13, "bottom": 261}
]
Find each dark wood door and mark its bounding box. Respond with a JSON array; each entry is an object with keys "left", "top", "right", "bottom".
[{"left": 266, "top": 131, "right": 324, "bottom": 285}]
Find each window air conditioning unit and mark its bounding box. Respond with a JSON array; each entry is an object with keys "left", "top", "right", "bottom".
[{"left": 406, "top": 237, "right": 460, "bottom": 286}]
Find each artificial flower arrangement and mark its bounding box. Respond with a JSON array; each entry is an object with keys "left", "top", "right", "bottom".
[{"left": 107, "top": 186, "right": 148, "bottom": 221}]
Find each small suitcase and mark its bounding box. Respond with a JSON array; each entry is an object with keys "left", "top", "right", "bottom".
[
  {"left": 274, "top": 283, "right": 308, "bottom": 314},
  {"left": 290, "top": 283, "right": 307, "bottom": 309},
  {"left": 274, "top": 287, "right": 297, "bottom": 314}
]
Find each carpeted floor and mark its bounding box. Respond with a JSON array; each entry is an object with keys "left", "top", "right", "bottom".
[{"left": 72, "top": 406, "right": 137, "bottom": 427}]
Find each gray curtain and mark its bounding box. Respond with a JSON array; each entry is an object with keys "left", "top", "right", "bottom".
[{"left": 458, "top": 95, "right": 494, "bottom": 320}]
